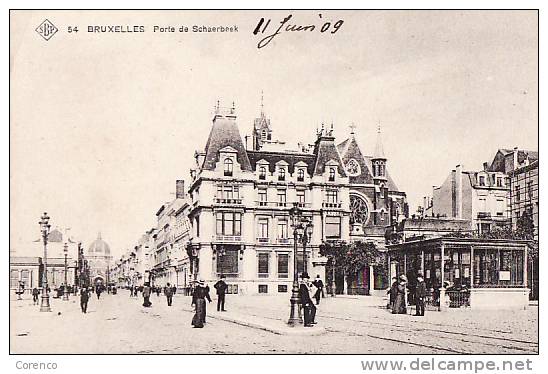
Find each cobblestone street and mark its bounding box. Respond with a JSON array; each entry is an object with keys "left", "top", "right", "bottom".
[{"left": 10, "top": 290, "right": 538, "bottom": 354}]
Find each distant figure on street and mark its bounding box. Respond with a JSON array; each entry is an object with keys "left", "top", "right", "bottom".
[
  {"left": 164, "top": 283, "right": 174, "bottom": 306},
  {"left": 171, "top": 285, "right": 177, "bottom": 296},
  {"left": 142, "top": 283, "right": 152, "bottom": 307},
  {"left": 191, "top": 280, "right": 211, "bottom": 328},
  {"left": 298, "top": 272, "right": 316, "bottom": 327},
  {"left": 156, "top": 286, "right": 161, "bottom": 297},
  {"left": 80, "top": 287, "right": 90, "bottom": 313},
  {"left": 214, "top": 275, "right": 228, "bottom": 311},
  {"left": 392, "top": 275, "right": 408, "bottom": 314},
  {"left": 387, "top": 277, "right": 398, "bottom": 309},
  {"left": 415, "top": 274, "right": 426, "bottom": 316},
  {"left": 130, "top": 285, "right": 135, "bottom": 297},
  {"left": 96, "top": 285, "right": 103, "bottom": 299},
  {"left": 32, "top": 287, "right": 39, "bottom": 305},
  {"left": 312, "top": 274, "right": 324, "bottom": 305}
]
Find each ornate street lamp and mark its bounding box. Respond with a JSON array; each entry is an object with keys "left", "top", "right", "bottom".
[
  {"left": 288, "top": 204, "right": 304, "bottom": 326},
  {"left": 39, "top": 212, "right": 52, "bottom": 312},
  {"left": 63, "top": 242, "right": 69, "bottom": 301},
  {"left": 301, "top": 219, "right": 314, "bottom": 275}
]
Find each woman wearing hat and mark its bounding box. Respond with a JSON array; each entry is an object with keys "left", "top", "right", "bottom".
[
  {"left": 392, "top": 274, "right": 408, "bottom": 314},
  {"left": 191, "top": 280, "right": 212, "bottom": 328}
]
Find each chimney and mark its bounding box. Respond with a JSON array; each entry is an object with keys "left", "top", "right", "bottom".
[
  {"left": 513, "top": 147, "right": 519, "bottom": 170},
  {"left": 176, "top": 180, "right": 185, "bottom": 199},
  {"left": 455, "top": 164, "right": 463, "bottom": 219},
  {"left": 483, "top": 162, "right": 489, "bottom": 171}
]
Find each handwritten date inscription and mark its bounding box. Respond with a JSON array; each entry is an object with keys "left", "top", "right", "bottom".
[{"left": 253, "top": 14, "right": 344, "bottom": 49}]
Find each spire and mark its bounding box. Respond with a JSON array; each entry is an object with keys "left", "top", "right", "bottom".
[
  {"left": 260, "top": 90, "right": 264, "bottom": 117},
  {"left": 373, "top": 122, "right": 385, "bottom": 159},
  {"left": 97, "top": 232, "right": 102, "bottom": 240}
]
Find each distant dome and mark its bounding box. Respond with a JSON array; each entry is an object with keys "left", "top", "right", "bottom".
[{"left": 88, "top": 232, "right": 111, "bottom": 255}]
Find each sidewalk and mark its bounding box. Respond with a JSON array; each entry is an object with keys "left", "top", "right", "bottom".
[{"left": 177, "top": 294, "right": 327, "bottom": 335}]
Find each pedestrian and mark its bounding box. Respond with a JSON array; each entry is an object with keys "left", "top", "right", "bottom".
[
  {"left": 32, "top": 287, "right": 39, "bottom": 305},
  {"left": 171, "top": 285, "right": 177, "bottom": 296},
  {"left": 312, "top": 274, "right": 324, "bottom": 305},
  {"left": 213, "top": 275, "right": 228, "bottom": 311},
  {"left": 191, "top": 280, "right": 211, "bottom": 328},
  {"left": 298, "top": 272, "right": 317, "bottom": 327},
  {"left": 130, "top": 285, "right": 134, "bottom": 298},
  {"left": 387, "top": 276, "right": 398, "bottom": 309},
  {"left": 164, "top": 282, "right": 174, "bottom": 306},
  {"left": 392, "top": 275, "right": 408, "bottom": 314},
  {"left": 156, "top": 286, "right": 161, "bottom": 297},
  {"left": 142, "top": 283, "right": 152, "bottom": 307},
  {"left": 96, "top": 285, "right": 102, "bottom": 300},
  {"left": 415, "top": 274, "right": 426, "bottom": 316},
  {"left": 80, "top": 287, "right": 90, "bottom": 313}
]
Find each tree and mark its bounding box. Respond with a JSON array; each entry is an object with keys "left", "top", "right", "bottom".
[{"left": 319, "top": 241, "right": 383, "bottom": 294}]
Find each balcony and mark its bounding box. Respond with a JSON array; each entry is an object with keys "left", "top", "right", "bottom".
[
  {"left": 477, "top": 212, "right": 492, "bottom": 219},
  {"left": 214, "top": 197, "right": 243, "bottom": 205},
  {"left": 215, "top": 235, "right": 242, "bottom": 242},
  {"left": 257, "top": 237, "right": 270, "bottom": 244},
  {"left": 322, "top": 201, "right": 342, "bottom": 209},
  {"left": 277, "top": 238, "right": 290, "bottom": 244},
  {"left": 255, "top": 201, "right": 311, "bottom": 209}
]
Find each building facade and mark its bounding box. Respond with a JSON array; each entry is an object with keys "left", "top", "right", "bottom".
[
  {"left": 86, "top": 233, "right": 113, "bottom": 287},
  {"left": 432, "top": 164, "right": 510, "bottom": 234},
  {"left": 184, "top": 103, "right": 407, "bottom": 295}
]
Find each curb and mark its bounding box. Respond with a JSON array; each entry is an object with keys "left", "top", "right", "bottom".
[{"left": 180, "top": 305, "right": 326, "bottom": 336}]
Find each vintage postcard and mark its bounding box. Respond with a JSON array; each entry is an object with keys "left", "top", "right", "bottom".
[{"left": 9, "top": 9, "right": 539, "bottom": 362}]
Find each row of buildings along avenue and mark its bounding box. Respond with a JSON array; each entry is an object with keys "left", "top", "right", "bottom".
[{"left": 108, "top": 101, "right": 538, "bottom": 302}]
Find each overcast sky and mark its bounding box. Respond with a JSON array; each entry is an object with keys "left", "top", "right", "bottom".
[{"left": 10, "top": 10, "right": 538, "bottom": 258}]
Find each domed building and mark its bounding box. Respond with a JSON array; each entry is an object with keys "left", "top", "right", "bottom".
[{"left": 86, "top": 232, "right": 113, "bottom": 287}]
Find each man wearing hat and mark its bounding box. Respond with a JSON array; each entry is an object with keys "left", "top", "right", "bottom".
[
  {"left": 298, "top": 272, "right": 316, "bottom": 327},
  {"left": 415, "top": 274, "right": 426, "bottom": 316},
  {"left": 214, "top": 275, "right": 228, "bottom": 312}
]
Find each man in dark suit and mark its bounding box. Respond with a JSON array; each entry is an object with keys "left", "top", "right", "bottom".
[
  {"left": 312, "top": 274, "right": 324, "bottom": 305},
  {"left": 415, "top": 274, "right": 427, "bottom": 316},
  {"left": 80, "top": 287, "right": 90, "bottom": 313},
  {"left": 213, "top": 275, "right": 228, "bottom": 311},
  {"left": 298, "top": 272, "right": 316, "bottom": 327}
]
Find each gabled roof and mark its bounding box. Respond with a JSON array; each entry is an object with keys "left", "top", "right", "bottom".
[
  {"left": 202, "top": 114, "right": 252, "bottom": 171},
  {"left": 337, "top": 135, "right": 399, "bottom": 191}
]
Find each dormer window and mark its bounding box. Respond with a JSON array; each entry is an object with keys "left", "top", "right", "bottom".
[
  {"left": 329, "top": 168, "right": 336, "bottom": 182},
  {"left": 496, "top": 177, "right": 503, "bottom": 187},
  {"left": 479, "top": 175, "right": 485, "bottom": 186},
  {"left": 278, "top": 168, "right": 286, "bottom": 181},
  {"left": 297, "top": 168, "right": 305, "bottom": 182},
  {"left": 261, "top": 130, "right": 267, "bottom": 140},
  {"left": 259, "top": 166, "right": 267, "bottom": 180},
  {"left": 224, "top": 158, "right": 234, "bottom": 176}
]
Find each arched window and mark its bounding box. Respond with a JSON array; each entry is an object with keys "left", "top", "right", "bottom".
[
  {"left": 259, "top": 166, "right": 266, "bottom": 180},
  {"left": 224, "top": 158, "right": 233, "bottom": 176},
  {"left": 329, "top": 168, "right": 336, "bottom": 182},
  {"left": 297, "top": 168, "right": 305, "bottom": 182},
  {"left": 278, "top": 167, "right": 286, "bottom": 181}
]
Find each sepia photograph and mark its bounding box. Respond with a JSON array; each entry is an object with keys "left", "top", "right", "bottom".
[{"left": 8, "top": 8, "right": 539, "bottom": 360}]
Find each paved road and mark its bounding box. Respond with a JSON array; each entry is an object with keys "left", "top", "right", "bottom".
[{"left": 10, "top": 291, "right": 538, "bottom": 354}]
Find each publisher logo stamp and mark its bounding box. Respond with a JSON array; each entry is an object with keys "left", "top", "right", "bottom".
[{"left": 35, "top": 19, "right": 58, "bottom": 41}]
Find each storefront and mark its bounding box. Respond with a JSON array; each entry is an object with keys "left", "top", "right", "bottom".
[{"left": 387, "top": 237, "right": 530, "bottom": 310}]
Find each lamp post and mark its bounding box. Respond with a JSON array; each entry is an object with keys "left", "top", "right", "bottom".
[
  {"left": 288, "top": 205, "right": 304, "bottom": 326},
  {"left": 39, "top": 212, "right": 52, "bottom": 312},
  {"left": 301, "top": 219, "right": 314, "bottom": 275},
  {"left": 63, "top": 242, "right": 69, "bottom": 301}
]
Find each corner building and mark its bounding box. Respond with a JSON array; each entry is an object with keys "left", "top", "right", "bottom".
[{"left": 186, "top": 104, "right": 407, "bottom": 295}]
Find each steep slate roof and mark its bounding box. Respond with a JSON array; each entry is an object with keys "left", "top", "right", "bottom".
[
  {"left": 337, "top": 136, "right": 374, "bottom": 184},
  {"left": 202, "top": 115, "right": 252, "bottom": 171},
  {"left": 312, "top": 135, "right": 347, "bottom": 177},
  {"left": 247, "top": 150, "right": 316, "bottom": 175},
  {"left": 488, "top": 149, "right": 539, "bottom": 173},
  {"left": 337, "top": 136, "right": 400, "bottom": 191}
]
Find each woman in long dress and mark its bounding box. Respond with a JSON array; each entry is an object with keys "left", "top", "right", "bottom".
[
  {"left": 392, "top": 275, "right": 408, "bottom": 314},
  {"left": 191, "top": 280, "right": 212, "bottom": 328}
]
